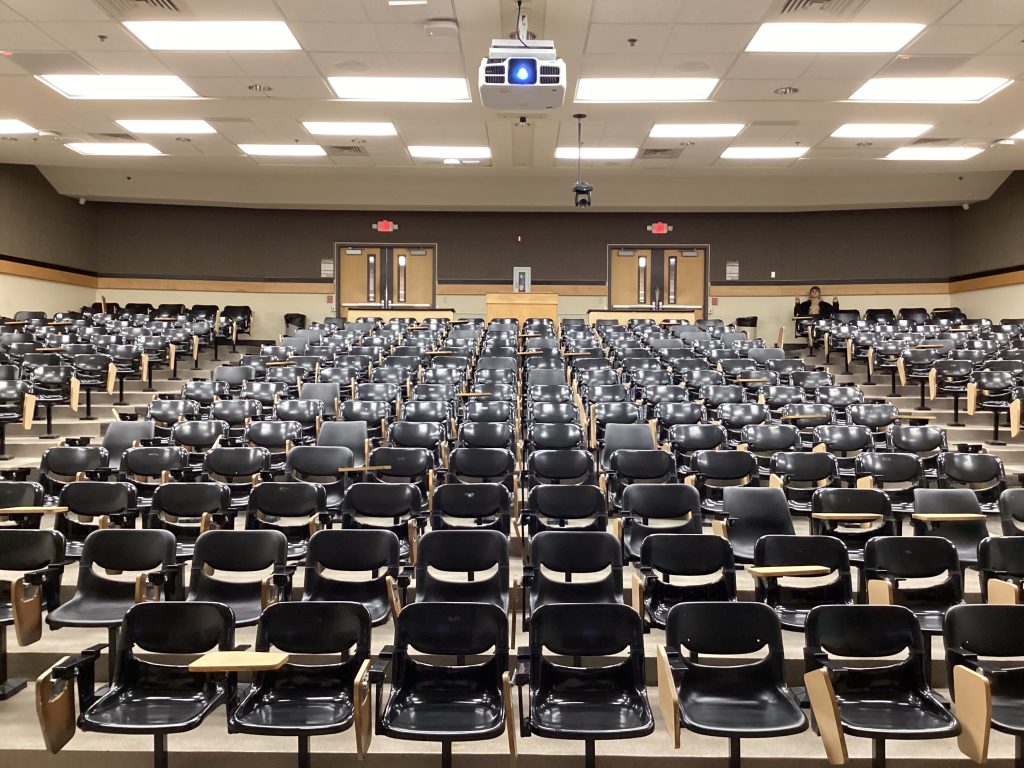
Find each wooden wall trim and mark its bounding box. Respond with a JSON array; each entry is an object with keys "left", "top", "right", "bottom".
[
  {"left": 437, "top": 283, "right": 606, "bottom": 296},
  {"left": 711, "top": 282, "right": 949, "bottom": 297},
  {"left": 949, "top": 269, "right": 1024, "bottom": 294},
  {"left": 0, "top": 258, "right": 97, "bottom": 288},
  {"left": 95, "top": 277, "right": 330, "bottom": 294}
]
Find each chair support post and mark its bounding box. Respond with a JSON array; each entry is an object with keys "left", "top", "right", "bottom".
[
  {"left": 1015, "top": 734, "right": 1023, "bottom": 768},
  {"left": 115, "top": 376, "right": 128, "bottom": 406},
  {"left": 0, "top": 421, "right": 9, "bottom": 461},
  {"left": 82, "top": 388, "right": 96, "bottom": 421},
  {"left": 872, "top": 738, "right": 885, "bottom": 768},
  {"left": 0, "top": 625, "right": 27, "bottom": 699},
  {"left": 39, "top": 402, "right": 57, "bottom": 440},
  {"left": 441, "top": 740, "right": 452, "bottom": 768},
  {"left": 917, "top": 381, "right": 930, "bottom": 411},
  {"left": 107, "top": 625, "right": 119, "bottom": 683},
  {"left": 153, "top": 734, "right": 168, "bottom": 768},
  {"left": 888, "top": 369, "right": 899, "bottom": 398},
  {"left": 585, "top": 739, "right": 595, "bottom": 768},
  {"left": 729, "top": 736, "right": 741, "bottom": 768},
  {"left": 298, "top": 734, "right": 310, "bottom": 768},
  {"left": 988, "top": 409, "right": 1006, "bottom": 446},
  {"left": 949, "top": 393, "right": 964, "bottom": 428}
]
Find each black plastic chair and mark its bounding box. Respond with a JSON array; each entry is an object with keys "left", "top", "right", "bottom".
[
  {"left": 246, "top": 481, "right": 328, "bottom": 561},
  {"left": 340, "top": 482, "right": 421, "bottom": 561},
  {"left": 770, "top": 451, "right": 840, "bottom": 516},
  {"left": 752, "top": 534, "right": 852, "bottom": 630},
  {"left": 522, "top": 484, "right": 607, "bottom": 544},
  {"left": 686, "top": 449, "right": 758, "bottom": 519},
  {"left": 944, "top": 604, "right": 1024, "bottom": 764},
  {"left": 186, "top": 529, "right": 291, "bottom": 627},
  {"left": 804, "top": 604, "right": 959, "bottom": 768},
  {"left": 37, "top": 601, "right": 235, "bottom": 768},
  {"left": 937, "top": 451, "right": 1006, "bottom": 509},
  {"left": 302, "top": 528, "right": 403, "bottom": 626},
  {"left": 810, "top": 487, "right": 896, "bottom": 565},
  {"left": 978, "top": 535, "right": 1024, "bottom": 604},
  {"left": 620, "top": 484, "right": 701, "bottom": 562},
  {"left": 414, "top": 529, "right": 509, "bottom": 612},
  {"left": 715, "top": 487, "right": 795, "bottom": 564},
  {"left": 0, "top": 479, "right": 47, "bottom": 529},
  {"left": 373, "top": 601, "right": 513, "bottom": 768},
  {"left": 659, "top": 602, "right": 806, "bottom": 764},
  {"left": 147, "top": 481, "right": 232, "bottom": 561},
  {"left": 430, "top": 482, "right": 512, "bottom": 534},
  {"left": 229, "top": 601, "right": 373, "bottom": 768},
  {"left": 635, "top": 534, "right": 736, "bottom": 630},
  {"left": 911, "top": 488, "right": 988, "bottom": 569},
  {"left": 0, "top": 528, "right": 64, "bottom": 698},
  {"left": 515, "top": 603, "right": 653, "bottom": 768},
  {"left": 56, "top": 481, "right": 139, "bottom": 559},
  {"left": 1000, "top": 487, "right": 1024, "bottom": 535}
]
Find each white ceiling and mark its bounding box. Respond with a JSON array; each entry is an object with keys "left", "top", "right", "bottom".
[{"left": 0, "top": 0, "right": 1023, "bottom": 209}]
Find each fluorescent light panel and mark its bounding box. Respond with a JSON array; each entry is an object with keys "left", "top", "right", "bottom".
[
  {"left": 555, "top": 147, "right": 638, "bottom": 160},
  {"left": 576, "top": 77, "right": 717, "bottom": 103},
  {"left": 831, "top": 123, "right": 932, "bottom": 138},
  {"left": 721, "top": 146, "right": 808, "bottom": 159},
  {"left": 850, "top": 77, "right": 1011, "bottom": 103},
  {"left": 1009, "top": 128, "right": 1024, "bottom": 140},
  {"left": 66, "top": 142, "right": 161, "bottom": 156},
  {"left": 388, "top": 0, "right": 428, "bottom": 5},
  {"left": 650, "top": 123, "right": 744, "bottom": 138},
  {"left": 747, "top": 22, "right": 924, "bottom": 53},
  {"left": 303, "top": 121, "right": 397, "bottom": 136},
  {"left": 886, "top": 146, "right": 983, "bottom": 161},
  {"left": 408, "top": 145, "right": 491, "bottom": 159},
  {"left": 239, "top": 144, "right": 326, "bottom": 157},
  {"left": 329, "top": 77, "right": 470, "bottom": 102},
  {"left": 116, "top": 119, "right": 215, "bottom": 134},
  {"left": 124, "top": 21, "right": 300, "bottom": 51},
  {"left": 38, "top": 74, "right": 197, "bottom": 99},
  {"left": 0, "top": 119, "right": 36, "bottom": 134}
]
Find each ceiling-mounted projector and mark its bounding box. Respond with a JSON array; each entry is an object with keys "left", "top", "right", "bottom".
[{"left": 478, "top": 7, "right": 566, "bottom": 110}]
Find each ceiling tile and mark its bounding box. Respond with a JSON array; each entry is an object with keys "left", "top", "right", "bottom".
[
  {"left": 983, "top": 24, "right": 1024, "bottom": 53},
  {"left": 231, "top": 52, "right": 320, "bottom": 78},
  {"left": 309, "top": 51, "right": 389, "bottom": 76},
  {"left": 0, "top": 4, "right": 24, "bottom": 21},
  {"left": 77, "top": 51, "right": 171, "bottom": 75},
  {"left": 384, "top": 53, "right": 465, "bottom": 76},
  {"left": 585, "top": 24, "right": 672, "bottom": 54},
  {"left": 955, "top": 53, "right": 1024, "bottom": 76},
  {"left": 657, "top": 53, "right": 739, "bottom": 77},
  {"left": 799, "top": 54, "right": 893, "bottom": 80},
  {"left": 858, "top": 0, "right": 959, "bottom": 24},
  {"left": 713, "top": 78, "right": 863, "bottom": 100},
  {"left": 396, "top": 121, "right": 488, "bottom": 144},
  {"left": 362, "top": 0, "right": 454, "bottom": 23},
  {"left": 580, "top": 53, "right": 663, "bottom": 77},
  {"left": 675, "top": 0, "right": 774, "bottom": 23},
  {"left": 290, "top": 22, "right": 382, "bottom": 52},
  {"left": 726, "top": 53, "right": 813, "bottom": 80},
  {"left": 907, "top": 25, "right": 1015, "bottom": 55},
  {"left": 2, "top": 0, "right": 108, "bottom": 21},
  {"left": 189, "top": 77, "right": 334, "bottom": 100},
  {"left": 175, "top": 0, "right": 284, "bottom": 20},
  {"left": 591, "top": 0, "right": 691, "bottom": 24},
  {"left": 0, "top": 22, "right": 61, "bottom": 50},
  {"left": 36, "top": 22, "right": 143, "bottom": 52},
  {"left": 666, "top": 24, "right": 757, "bottom": 54},
  {"left": 378, "top": 23, "right": 460, "bottom": 54},
  {"left": 939, "top": 0, "right": 1024, "bottom": 25},
  {"left": 155, "top": 52, "right": 247, "bottom": 77},
  {"left": 275, "top": 0, "right": 370, "bottom": 22}
]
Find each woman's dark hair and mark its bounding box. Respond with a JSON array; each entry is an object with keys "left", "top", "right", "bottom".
[{"left": 809, "top": 285, "right": 821, "bottom": 293}]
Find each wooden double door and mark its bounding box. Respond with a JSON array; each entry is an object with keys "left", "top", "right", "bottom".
[
  {"left": 336, "top": 244, "right": 436, "bottom": 310},
  {"left": 608, "top": 246, "right": 707, "bottom": 314}
]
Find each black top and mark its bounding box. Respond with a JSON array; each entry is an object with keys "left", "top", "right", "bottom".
[{"left": 794, "top": 298, "right": 838, "bottom": 318}]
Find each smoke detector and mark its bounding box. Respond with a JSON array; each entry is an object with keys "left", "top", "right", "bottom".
[{"left": 424, "top": 19, "right": 459, "bottom": 38}]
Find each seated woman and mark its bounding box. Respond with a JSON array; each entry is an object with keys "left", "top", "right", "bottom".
[{"left": 794, "top": 286, "right": 839, "bottom": 350}]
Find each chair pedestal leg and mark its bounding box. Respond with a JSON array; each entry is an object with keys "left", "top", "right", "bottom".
[
  {"left": 1015, "top": 734, "right": 1023, "bottom": 768},
  {"left": 144, "top": 365, "right": 155, "bottom": 393},
  {"left": 888, "top": 369, "right": 899, "bottom": 398},
  {"left": 917, "top": 381, "right": 930, "bottom": 411},
  {"left": 115, "top": 376, "right": 128, "bottom": 407},
  {"left": 0, "top": 626, "right": 27, "bottom": 700},
  {"left": 987, "top": 409, "right": 1006, "bottom": 447},
  {"left": 298, "top": 734, "right": 310, "bottom": 768},
  {"left": 729, "top": 736, "right": 741, "bottom": 768},
  {"left": 107, "top": 625, "right": 119, "bottom": 683},
  {"left": 39, "top": 403, "right": 57, "bottom": 440},
  {"left": 584, "top": 739, "right": 595, "bottom": 768},
  {"left": 441, "top": 740, "right": 453, "bottom": 768},
  {"left": 154, "top": 733, "right": 168, "bottom": 768},
  {"left": 0, "top": 421, "right": 10, "bottom": 461},
  {"left": 872, "top": 738, "right": 886, "bottom": 768},
  {"left": 948, "top": 393, "right": 964, "bottom": 428},
  {"left": 169, "top": 355, "right": 180, "bottom": 382},
  {"left": 81, "top": 388, "right": 97, "bottom": 421}
]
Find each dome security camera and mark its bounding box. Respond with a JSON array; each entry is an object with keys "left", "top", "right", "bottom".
[{"left": 572, "top": 181, "right": 593, "bottom": 208}]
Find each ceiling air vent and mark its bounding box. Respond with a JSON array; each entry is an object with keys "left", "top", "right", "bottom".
[
  {"left": 90, "top": 132, "right": 136, "bottom": 141},
  {"left": 910, "top": 137, "right": 953, "bottom": 145},
  {"left": 776, "top": 0, "right": 867, "bottom": 18},
  {"left": 326, "top": 145, "right": 368, "bottom": 156},
  {"left": 640, "top": 148, "right": 682, "bottom": 159},
  {"left": 95, "top": 0, "right": 191, "bottom": 20}
]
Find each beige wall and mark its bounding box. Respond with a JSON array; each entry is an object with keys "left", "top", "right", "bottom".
[
  {"left": 952, "top": 284, "right": 1024, "bottom": 322},
  {"left": 0, "top": 273, "right": 95, "bottom": 318}
]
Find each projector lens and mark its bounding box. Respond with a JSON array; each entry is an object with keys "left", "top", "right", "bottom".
[{"left": 507, "top": 58, "right": 537, "bottom": 85}]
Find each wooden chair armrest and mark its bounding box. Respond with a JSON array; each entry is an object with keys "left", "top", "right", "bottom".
[
  {"left": 911, "top": 513, "right": 986, "bottom": 522},
  {"left": 188, "top": 651, "right": 289, "bottom": 672},
  {"left": 804, "top": 667, "right": 847, "bottom": 765},
  {"left": 656, "top": 645, "right": 681, "bottom": 749},
  {"left": 954, "top": 664, "right": 992, "bottom": 764},
  {"left": 987, "top": 578, "right": 1020, "bottom": 605},
  {"left": 811, "top": 513, "right": 882, "bottom": 521},
  {"left": 866, "top": 578, "right": 894, "bottom": 605},
  {"left": 748, "top": 565, "right": 831, "bottom": 578}
]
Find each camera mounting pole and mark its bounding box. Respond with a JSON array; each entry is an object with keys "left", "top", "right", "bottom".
[{"left": 573, "top": 112, "right": 586, "bottom": 185}]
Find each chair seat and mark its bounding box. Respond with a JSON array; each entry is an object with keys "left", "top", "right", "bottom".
[
  {"left": 992, "top": 694, "right": 1024, "bottom": 736},
  {"left": 47, "top": 595, "right": 136, "bottom": 628},
  {"left": 530, "top": 581, "right": 622, "bottom": 614},
  {"left": 185, "top": 593, "right": 263, "bottom": 627},
  {"left": 232, "top": 681, "right": 355, "bottom": 735},
  {"left": 81, "top": 679, "right": 226, "bottom": 734},
  {"left": 0, "top": 604, "right": 12, "bottom": 626},
  {"left": 837, "top": 691, "right": 958, "bottom": 739},
  {"left": 679, "top": 683, "right": 805, "bottom": 738},
  {"left": 382, "top": 682, "right": 505, "bottom": 740},
  {"left": 532, "top": 685, "right": 653, "bottom": 739}
]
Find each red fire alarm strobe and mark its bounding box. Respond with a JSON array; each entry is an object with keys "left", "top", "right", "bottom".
[
  {"left": 647, "top": 221, "right": 672, "bottom": 235},
  {"left": 373, "top": 219, "right": 397, "bottom": 233}
]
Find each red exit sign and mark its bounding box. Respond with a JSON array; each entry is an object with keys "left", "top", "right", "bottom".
[
  {"left": 373, "top": 219, "right": 397, "bottom": 233},
  {"left": 647, "top": 221, "right": 673, "bottom": 235}
]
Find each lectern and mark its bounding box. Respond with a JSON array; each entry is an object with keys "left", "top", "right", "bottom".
[{"left": 485, "top": 293, "right": 559, "bottom": 323}]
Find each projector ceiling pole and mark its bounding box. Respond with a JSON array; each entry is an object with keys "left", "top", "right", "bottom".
[{"left": 574, "top": 113, "right": 586, "bottom": 185}]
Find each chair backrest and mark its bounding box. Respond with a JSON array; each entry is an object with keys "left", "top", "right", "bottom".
[{"left": 102, "top": 421, "right": 156, "bottom": 469}]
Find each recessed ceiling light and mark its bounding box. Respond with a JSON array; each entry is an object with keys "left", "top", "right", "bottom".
[
  {"left": 575, "top": 77, "right": 717, "bottom": 103},
  {"left": 886, "top": 146, "right": 984, "bottom": 161},
  {"left": 720, "top": 146, "right": 808, "bottom": 159},
  {"left": 555, "top": 147, "right": 638, "bottom": 160},
  {"left": 1010, "top": 128, "right": 1024, "bottom": 140},
  {"left": 123, "top": 21, "right": 300, "bottom": 51},
  {"left": 66, "top": 142, "right": 162, "bottom": 156},
  {"left": 0, "top": 119, "right": 37, "bottom": 134},
  {"left": 116, "top": 119, "right": 215, "bottom": 134},
  {"left": 328, "top": 76, "right": 470, "bottom": 102},
  {"left": 37, "top": 74, "right": 197, "bottom": 100},
  {"left": 832, "top": 123, "right": 932, "bottom": 138},
  {"left": 389, "top": 0, "right": 428, "bottom": 5},
  {"left": 746, "top": 23, "right": 924, "bottom": 53},
  {"left": 239, "top": 144, "right": 327, "bottom": 157},
  {"left": 850, "top": 77, "right": 1011, "bottom": 103},
  {"left": 443, "top": 158, "right": 461, "bottom": 165},
  {"left": 408, "top": 145, "right": 491, "bottom": 159},
  {"left": 649, "top": 123, "right": 744, "bottom": 138},
  {"left": 303, "top": 121, "right": 397, "bottom": 137}
]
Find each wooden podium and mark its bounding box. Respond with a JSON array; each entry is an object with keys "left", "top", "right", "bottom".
[{"left": 485, "top": 292, "right": 559, "bottom": 323}]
